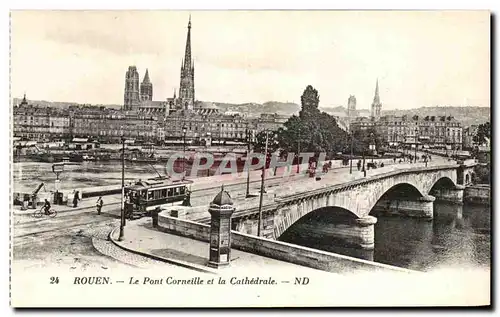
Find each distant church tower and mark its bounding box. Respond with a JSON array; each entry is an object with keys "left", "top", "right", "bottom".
[
  {"left": 178, "top": 16, "right": 195, "bottom": 111},
  {"left": 371, "top": 79, "right": 382, "bottom": 121},
  {"left": 347, "top": 95, "right": 357, "bottom": 120},
  {"left": 124, "top": 66, "right": 140, "bottom": 111},
  {"left": 140, "top": 68, "right": 153, "bottom": 101}
]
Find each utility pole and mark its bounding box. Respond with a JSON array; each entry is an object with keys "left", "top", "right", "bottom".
[
  {"left": 257, "top": 130, "right": 269, "bottom": 237},
  {"left": 297, "top": 128, "right": 301, "bottom": 174},
  {"left": 349, "top": 132, "right": 353, "bottom": 174},
  {"left": 118, "top": 136, "right": 125, "bottom": 241},
  {"left": 245, "top": 128, "right": 251, "bottom": 198}
]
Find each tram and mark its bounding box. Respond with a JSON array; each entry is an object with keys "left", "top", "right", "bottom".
[{"left": 124, "top": 177, "right": 193, "bottom": 219}]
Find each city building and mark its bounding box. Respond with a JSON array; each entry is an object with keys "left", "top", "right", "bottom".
[
  {"left": 376, "top": 115, "right": 463, "bottom": 150},
  {"left": 462, "top": 125, "right": 479, "bottom": 150},
  {"left": 350, "top": 116, "right": 376, "bottom": 132}
]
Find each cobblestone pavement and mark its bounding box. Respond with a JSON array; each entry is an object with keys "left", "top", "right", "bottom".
[{"left": 92, "top": 225, "right": 177, "bottom": 269}]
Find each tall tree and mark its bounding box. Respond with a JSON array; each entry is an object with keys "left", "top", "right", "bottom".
[
  {"left": 299, "top": 85, "right": 320, "bottom": 119},
  {"left": 474, "top": 122, "right": 490, "bottom": 145}
]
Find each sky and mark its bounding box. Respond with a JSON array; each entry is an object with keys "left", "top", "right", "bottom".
[{"left": 10, "top": 10, "right": 490, "bottom": 110}]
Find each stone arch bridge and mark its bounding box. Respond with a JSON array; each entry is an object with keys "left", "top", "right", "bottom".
[{"left": 230, "top": 163, "right": 475, "bottom": 250}]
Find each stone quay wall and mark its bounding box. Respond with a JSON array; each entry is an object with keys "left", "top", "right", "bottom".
[{"left": 157, "top": 212, "right": 414, "bottom": 274}]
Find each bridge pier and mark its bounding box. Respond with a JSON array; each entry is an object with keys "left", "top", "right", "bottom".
[
  {"left": 313, "top": 215, "right": 378, "bottom": 250},
  {"left": 373, "top": 195, "right": 435, "bottom": 219},
  {"left": 431, "top": 185, "right": 465, "bottom": 204}
]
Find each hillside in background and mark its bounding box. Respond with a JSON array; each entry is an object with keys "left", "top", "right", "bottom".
[
  {"left": 12, "top": 98, "right": 122, "bottom": 110},
  {"left": 213, "top": 101, "right": 301, "bottom": 117},
  {"left": 381, "top": 106, "right": 491, "bottom": 127},
  {"left": 13, "top": 97, "right": 489, "bottom": 126}
]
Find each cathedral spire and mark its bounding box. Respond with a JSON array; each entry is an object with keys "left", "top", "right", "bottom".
[
  {"left": 373, "top": 78, "right": 380, "bottom": 103},
  {"left": 178, "top": 16, "right": 195, "bottom": 111},
  {"left": 20, "top": 93, "right": 28, "bottom": 105},
  {"left": 142, "top": 68, "right": 150, "bottom": 84},
  {"left": 183, "top": 15, "right": 192, "bottom": 71},
  {"left": 371, "top": 78, "right": 382, "bottom": 121}
]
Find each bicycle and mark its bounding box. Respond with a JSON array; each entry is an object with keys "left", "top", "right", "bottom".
[{"left": 33, "top": 207, "right": 57, "bottom": 218}]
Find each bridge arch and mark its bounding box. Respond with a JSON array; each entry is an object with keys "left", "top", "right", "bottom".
[
  {"left": 263, "top": 167, "right": 463, "bottom": 244},
  {"left": 428, "top": 176, "right": 457, "bottom": 195},
  {"left": 277, "top": 206, "right": 374, "bottom": 249}
]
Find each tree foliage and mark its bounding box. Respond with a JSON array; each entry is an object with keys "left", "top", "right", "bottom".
[
  {"left": 278, "top": 85, "right": 351, "bottom": 157},
  {"left": 474, "top": 122, "right": 490, "bottom": 145}
]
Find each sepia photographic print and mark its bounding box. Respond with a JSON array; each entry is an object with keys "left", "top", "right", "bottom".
[{"left": 9, "top": 10, "right": 491, "bottom": 307}]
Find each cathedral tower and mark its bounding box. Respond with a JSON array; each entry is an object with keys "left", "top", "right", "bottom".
[
  {"left": 124, "top": 66, "right": 140, "bottom": 111},
  {"left": 178, "top": 16, "right": 195, "bottom": 110},
  {"left": 347, "top": 95, "right": 357, "bottom": 121},
  {"left": 140, "top": 68, "right": 153, "bottom": 101},
  {"left": 371, "top": 79, "right": 382, "bottom": 121}
]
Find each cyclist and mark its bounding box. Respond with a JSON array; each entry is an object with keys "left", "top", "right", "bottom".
[{"left": 43, "top": 199, "right": 51, "bottom": 215}]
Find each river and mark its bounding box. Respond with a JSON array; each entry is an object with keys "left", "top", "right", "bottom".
[{"left": 281, "top": 202, "right": 491, "bottom": 272}]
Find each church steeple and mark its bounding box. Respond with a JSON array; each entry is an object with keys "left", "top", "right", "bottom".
[
  {"left": 183, "top": 15, "right": 192, "bottom": 72},
  {"left": 142, "top": 68, "right": 151, "bottom": 84},
  {"left": 20, "top": 93, "right": 28, "bottom": 106},
  {"left": 140, "top": 68, "right": 153, "bottom": 101},
  {"left": 178, "top": 15, "right": 195, "bottom": 110},
  {"left": 371, "top": 78, "right": 382, "bottom": 121},
  {"left": 373, "top": 78, "right": 380, "bottom": 104}
]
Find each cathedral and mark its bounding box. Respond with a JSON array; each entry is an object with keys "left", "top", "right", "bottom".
[{"left": 123, "top": 16, "right": 202, "bottom": 114}]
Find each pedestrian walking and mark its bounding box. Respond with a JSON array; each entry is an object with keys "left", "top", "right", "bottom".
[
  {"left": 357, "top": 160, "right": 361, "bottom": 171},
  {"left": 73, "top": 190, "right": 80, "bottom": 208},
  {"left": 96, "top": 196, "right": 103, "bottom": 215}
]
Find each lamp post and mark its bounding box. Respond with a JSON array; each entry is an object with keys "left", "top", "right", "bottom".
[
  {"left": 370, "top": 132, "right": 375, "bottom": 163},
  {"left": 414, "top": 127, "right": 418, "bottom": 163},
  {"left": 404, "top": 135, "right": 407, "bottom": 159},
  {"left": 182, "top": 125, "right": 187, "bottom": 178},
  {"left": 257, "top": 130, "right": 270, "bottom": 237},
  {"left": 51, "top": 163, "right": 64, "bottom": 204},
  {"left": 118, "top": 135, "right": 125, "bottom": 241}
]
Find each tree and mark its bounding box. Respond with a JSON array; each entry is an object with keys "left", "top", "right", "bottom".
[
  {"left": 276, "top": 85, "right": 350, "bottom": 158},
  {"left": 252, "top": 130, "right": 280, "bottom": 154},
  {"left": 299, "top": 85, "right": 320, "bottom": 119},
  {"left": 474, "top": 122, "right": 490, "bottom": 145}
]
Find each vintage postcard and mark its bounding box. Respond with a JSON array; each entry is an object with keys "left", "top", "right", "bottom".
[{"left": 10, "top": 10, "right": 491, "bottom": 307}]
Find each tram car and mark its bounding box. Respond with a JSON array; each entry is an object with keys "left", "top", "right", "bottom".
[{"left": 124, "top": 177, "right": 193, "bottom": 219}]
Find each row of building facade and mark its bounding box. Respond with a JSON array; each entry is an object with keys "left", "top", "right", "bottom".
[
  {"left": 350, "top": 114, "right": 464, "bottom": 150},
  {"left": 13, "top": 96, "right": 288, "bottom": 144}
]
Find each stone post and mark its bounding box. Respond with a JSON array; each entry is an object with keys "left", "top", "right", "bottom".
[{"left": 207, "top": 186, "right": 236, "bottom": 269}]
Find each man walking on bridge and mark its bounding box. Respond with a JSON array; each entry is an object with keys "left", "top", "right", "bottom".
[{"left": 96, "top": 196, "right": 103, "bottom": 215}]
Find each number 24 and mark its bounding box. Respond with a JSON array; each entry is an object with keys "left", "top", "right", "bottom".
[{"left": 50, "top": 277, "right": 59, "bottom": 284}]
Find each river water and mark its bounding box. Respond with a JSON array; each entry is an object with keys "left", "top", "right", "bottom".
[
  {"left": 13, "top": 161, "right": 491, "bottom": 272},
  {"left": 281, "top": 202, "right": 491, "bottom": 272}
]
